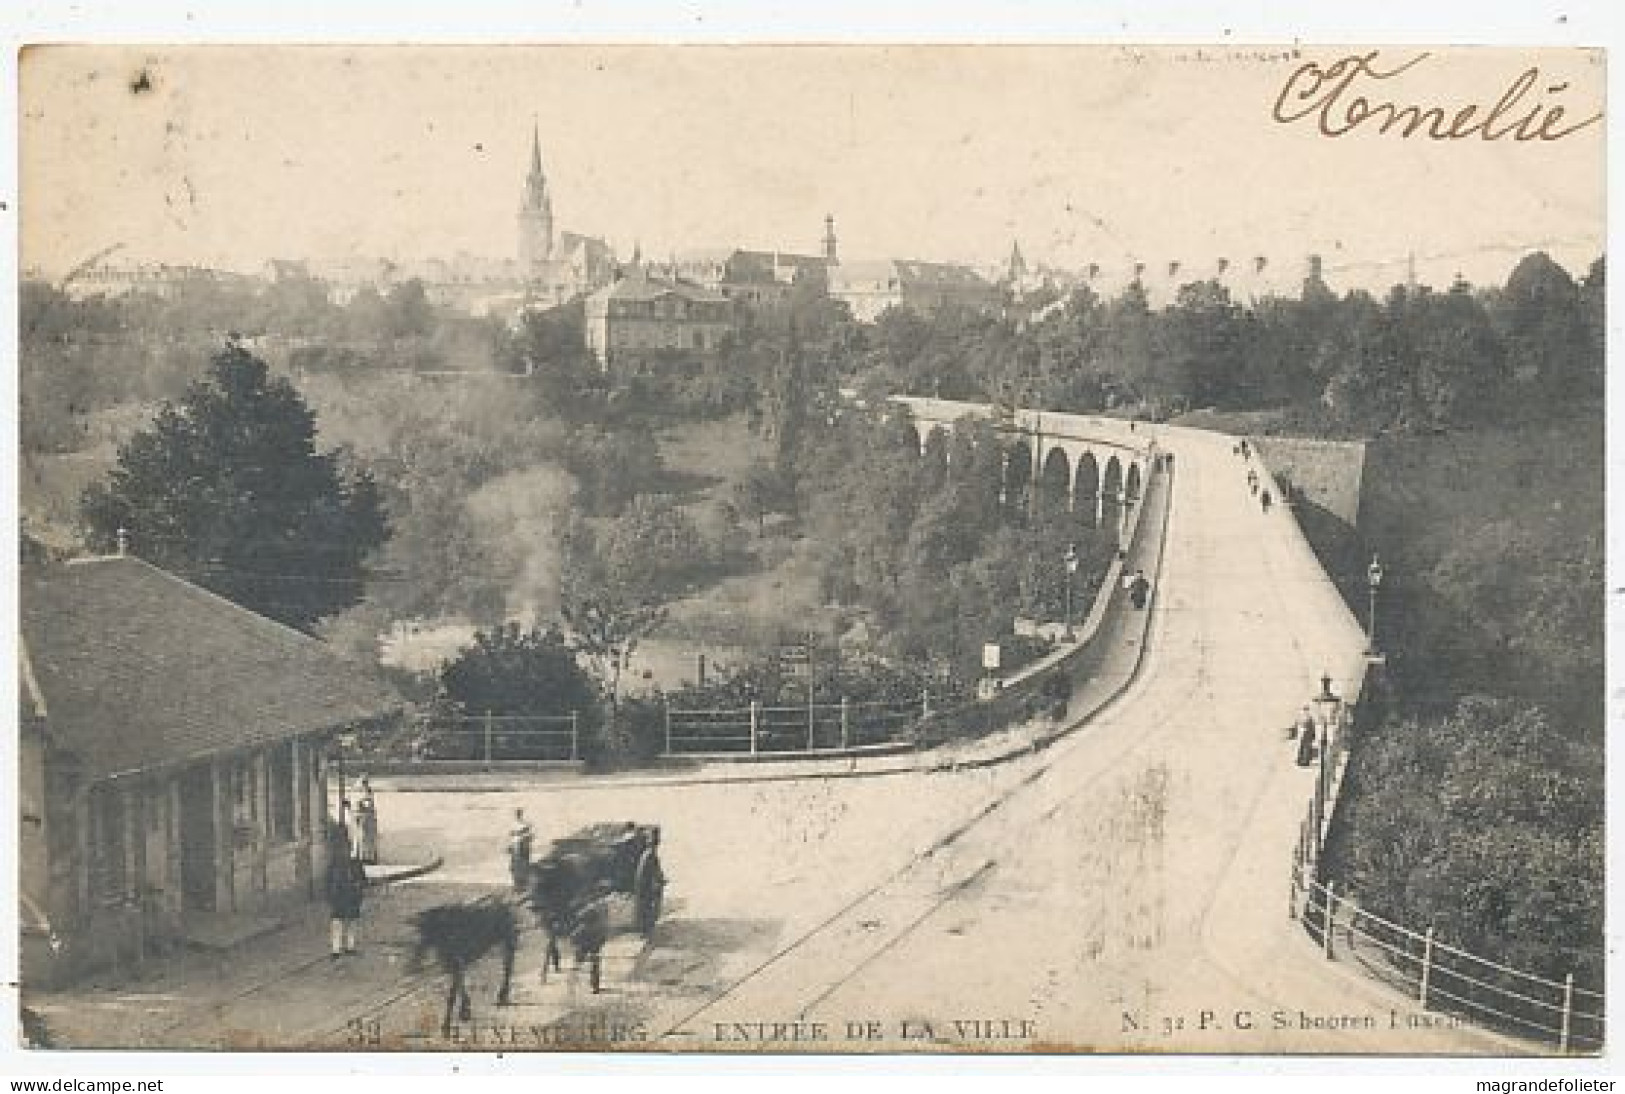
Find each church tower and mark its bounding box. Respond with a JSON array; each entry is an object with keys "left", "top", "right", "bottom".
[{"left": 518, "top": 123, "right": 554, "bottom": 270}]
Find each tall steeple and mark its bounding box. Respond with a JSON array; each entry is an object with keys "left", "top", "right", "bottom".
[
  {"left": 1007, "top": 239, "right": 1027, "bottom": 283},
  {"left": 518, "top": 121, "right": 554, "bottom": 270}
]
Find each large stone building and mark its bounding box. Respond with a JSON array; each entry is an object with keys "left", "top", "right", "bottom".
[
  {"left": 663, "top": 216, "right": 839, "bottom": 310},
  {"left": 18, "top": 554, "right": 400, "bottom": 987},
  {"left": 717, "top": 215, "right": 839, "bottom": 307},
  {"left": 583, "top": 270, "right": 734, "bottom": 370},
  {"left": 829, "top": 257, "right": 1000, "bottom": 322}
]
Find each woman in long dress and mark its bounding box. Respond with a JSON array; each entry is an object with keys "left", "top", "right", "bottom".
[{"left": 354, "top": 777, "right": 379, "bottom": 865}]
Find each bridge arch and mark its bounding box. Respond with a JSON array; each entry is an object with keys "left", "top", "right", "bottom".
[
  {"left": 1038, "top": 447, "right": 1072, "bottom": 513},
  {"left": 1102, "top": 454, "right": 1124, "bottom": 501},
  {"left": 1126, "top": 461, "right": 1143, "bottom": 503},
  {"left": 1072, "top": 451, "right": 1101, "bottom": 527},
  {"left": 1002, "top": 438, "right": 1034, "bottom": 514}
]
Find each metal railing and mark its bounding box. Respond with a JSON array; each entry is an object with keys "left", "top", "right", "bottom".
[
  {"left": 419, "top": 712, "right": 580, "bottom": 763},
  {"left": 664, "top": 695, "right": 929, "bottom": 755},
  {"left": 1291, "top": 864, "right": 1604, "bottom": 1052}
]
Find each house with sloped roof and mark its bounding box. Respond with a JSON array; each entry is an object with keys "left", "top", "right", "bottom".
[
  {"left": 18, "top": 553, "right": 401, "bottom": 986},
  {"left": 829, "top": 258, "right": 1000, "bottom": 322},
  {"left": 582, "top": 270, "right": 735, "bottom": 371}
]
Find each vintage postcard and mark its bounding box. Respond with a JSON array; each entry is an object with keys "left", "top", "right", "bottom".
[{"left": 13, "top": 42, "right": 1605, "bottom": 1059}]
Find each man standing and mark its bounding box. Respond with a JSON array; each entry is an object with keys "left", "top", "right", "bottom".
[{"left": 325, "top": 822, "right": 367, "bottom": 958}]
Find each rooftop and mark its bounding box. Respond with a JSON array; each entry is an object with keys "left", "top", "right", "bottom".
[
  {"left": 587, "top": 272, "right": 730, "bottom": 305},
  {"left": 20, "top": 555, "right": 401, "bottom": 781}
]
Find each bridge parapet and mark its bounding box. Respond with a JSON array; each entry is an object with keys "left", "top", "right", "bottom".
[{"left": 890, "top": 395, "right": 1159, "bottom": 520}]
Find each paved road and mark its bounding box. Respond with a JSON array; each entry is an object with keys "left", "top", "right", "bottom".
[
  {"left": 31, "top": 428, "right": 1528, "bottom": 1056},
  {"left": 619, "top": 426, "right": 1518, "bottom": 1055}
]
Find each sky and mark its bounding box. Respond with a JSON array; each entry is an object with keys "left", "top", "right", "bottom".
[{"left": 19, "top": 44, "right": 1606, "bottom": 291}]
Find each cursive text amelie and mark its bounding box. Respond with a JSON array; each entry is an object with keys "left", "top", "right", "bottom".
[{"left": 1273, "top": 50, "right": 1601, "bottom": 141}]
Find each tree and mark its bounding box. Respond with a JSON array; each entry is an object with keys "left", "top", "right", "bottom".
[
  {"left": 439, "top": 621, "right": 600, "bottom": 718},
  {"left": 735, "top": 459, "right": 791, "bottom": 534},
  {"left": 80, "top": 342, "right": 388, "bottom": 630},
  {"left": 559, "top": 517, "right": 669, "bottom": 715},
  {"left": 1162, "top": 280, "right": 1246, "bottom": 407},
  {"left": 1336, "top": 695, "right": 1603, "bottom": 986},
  {"left": 1496, "top": 252, "right": 1596, "bottom": 405},
  {"left": 1412, "top": 279, "right": 1508, "bottom": 424},
  {"left": 505, "top": 299, "right": 599, "bottom": 409}
]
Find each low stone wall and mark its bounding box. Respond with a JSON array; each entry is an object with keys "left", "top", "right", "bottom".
[{"left": 1252, "top": 436, "right": 1367, "bottom": 527}]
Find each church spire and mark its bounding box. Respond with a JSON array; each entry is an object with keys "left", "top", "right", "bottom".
[
  {"left": 1008, "top": 239, "right": 1027, "bottom": 282},
  {"left": 518, "top": 120, "right": 554, "bottom": 268},
  {"left": 523, "top": 120, "right": 549, "bottom": 208}
]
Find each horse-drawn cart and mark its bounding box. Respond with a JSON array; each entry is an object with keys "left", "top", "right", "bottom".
[
  {"left": 525, "top": 821, "right": 665, "bottom": 993},
  {"left": 533, "top": 821, "right": 665, "bottom": 934}
]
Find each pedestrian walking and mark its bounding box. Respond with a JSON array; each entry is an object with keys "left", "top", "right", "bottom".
[
  {"left": 1260, "top": 489, "right": 1273, "bottom": 513},
  {"left": 509, "top": 808, "right": 535, "bottom": 892},
  {"left": 354, "top": 776, "right": 379, "bottom": 865},
  {"left": 325, "top": 822, "right": 367, "bottom": 958},
  {"left": 1128, "top": 569, "right": 1151, "bottom": 610}
]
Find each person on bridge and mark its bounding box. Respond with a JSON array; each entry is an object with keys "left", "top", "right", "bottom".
[
  {"left": 1296, "top": 718, "right": 1318, "bottom": 767},
  {"left": 1128, "top": 569, "right": 1151, "bottom": 610}
]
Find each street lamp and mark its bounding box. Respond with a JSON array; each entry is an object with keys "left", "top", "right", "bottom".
[
  {"left": 1063, "top": 543, "right": 1080, "bottom": 641},
  {"left": 1366, "top": 554, "right": 1385, "bottom": 655}
]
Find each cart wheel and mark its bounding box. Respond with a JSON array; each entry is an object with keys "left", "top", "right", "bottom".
[{"left": 633, "top": 850, "right": 664, "bottom": 936}]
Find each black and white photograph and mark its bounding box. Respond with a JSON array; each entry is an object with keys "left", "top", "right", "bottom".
[{"left": 9, "top": 38, "right": 1607, "bottom": 1061}]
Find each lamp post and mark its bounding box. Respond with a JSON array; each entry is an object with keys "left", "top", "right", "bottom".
[
  {"left": 1366, "top": 554, "right": 1385, "bottom": 655},
  {"left": 1063, "top": 543, "right": 1080, "bottom": 641}
]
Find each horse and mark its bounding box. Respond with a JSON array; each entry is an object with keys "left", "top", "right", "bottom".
[
  {"left": 412, "top": 895, "right": 519, "bottom": 1036},
  {"left": 526, "top": 857, "right": 576, "bottom": 983},
  {"left": 525, "top": 856, "right": 611, "bottom": 994}
]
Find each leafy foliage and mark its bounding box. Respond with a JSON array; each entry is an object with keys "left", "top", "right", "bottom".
[
  {"left": 795, "top": 409, "right": 1120, "bottom": 682},
  {"left": 80, "top": 343, "right": 388, "bottom": 629},
  {"left": 1333, "top": 696, "right": 1603, "bottom": 987}
]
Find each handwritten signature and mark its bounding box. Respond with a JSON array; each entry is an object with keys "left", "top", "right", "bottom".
[{"left": 1273, "top": 50, "right": 1602, "bottom": 141}]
